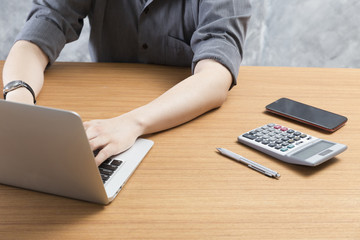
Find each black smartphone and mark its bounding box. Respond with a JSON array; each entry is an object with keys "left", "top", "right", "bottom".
[{"left": 265, "top": 98, "right": 348, "bottom": 132}]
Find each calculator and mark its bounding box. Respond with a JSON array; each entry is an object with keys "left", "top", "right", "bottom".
[{"left": 237, "top": 123, "right": 347, "bottom": 166}]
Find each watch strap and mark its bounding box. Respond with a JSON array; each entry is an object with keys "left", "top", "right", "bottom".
[{"left": 3, "top": 80, "right": 36, "bottom": 104}]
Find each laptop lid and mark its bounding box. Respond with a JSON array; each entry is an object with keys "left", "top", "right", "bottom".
[{"left": 0, "top": 100, "right": 153, "bottom": 204}]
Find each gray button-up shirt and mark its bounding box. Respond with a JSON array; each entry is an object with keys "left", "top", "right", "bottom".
[{"left": 16, "top": 0, "right": 251, "bottom": 86}]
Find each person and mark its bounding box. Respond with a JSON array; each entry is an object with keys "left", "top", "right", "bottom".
[{"left": 2, "top": 0, "right": 251, "bottom": 166}]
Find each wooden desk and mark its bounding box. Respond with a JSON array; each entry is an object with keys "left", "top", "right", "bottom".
[{"left": 1, "top": 61, "right": 359, "bottom": 240}]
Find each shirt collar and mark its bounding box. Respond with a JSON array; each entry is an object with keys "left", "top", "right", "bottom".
[{"left": 144, "top": 0, "right": 153, "bottom": 8}]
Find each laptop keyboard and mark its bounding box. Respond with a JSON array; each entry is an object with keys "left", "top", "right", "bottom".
[{"left": 97, "top": 157, "right": 123, "bottom": 184}]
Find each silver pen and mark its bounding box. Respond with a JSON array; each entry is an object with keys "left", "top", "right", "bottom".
[{"left": 216, "top": 148, "right": 280, "bottom": 179}]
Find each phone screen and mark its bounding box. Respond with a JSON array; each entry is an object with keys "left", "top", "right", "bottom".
[{"left": 266, "top": 98, "right": 348, "bottom": 132}]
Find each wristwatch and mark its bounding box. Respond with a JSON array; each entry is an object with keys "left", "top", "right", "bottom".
[{"left": 3, "top": 80, "right": 36, "bottom": 104}]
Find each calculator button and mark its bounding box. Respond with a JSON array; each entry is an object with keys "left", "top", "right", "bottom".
[
  {"left": 268, "top": 143, "right": 276, "bottom": 148},
  {"left": 280, "top": 147, "right": 289, "bottom": 152},
  {"left": 267, "top": 123, "right": 276, "bottom": 127},
  {"left": 261, "top": 140, "right": 270, "bottom": 145},
  {"left": 257, "top": 133, "right": 265, "bottom": 138},
  {"left": 280, "top": 127, "right": 288, "bottom": 131},
  {"left": 267, "top": 128, "right": 275, "bottom": 132},
  {"left": 300, "top": 134, "right": 307, "bottom": 138},
  {"left": 255, "top": 138, "right": 263, "bottom": 142},
  {"left": 288, "top": 139, "right": 295, "bottom": 143},
  {"left": 275, "top": 145, "right": 282, "bottom": 150},
  {"left": 287, "top": 144, "right": 295, "bottom": 149},
  {"left": 294, "top": 136, "right": 301, "bottom": 141},
  {"left": 287, "top": 129, "right": 295, "bottom": 134},
  {"left": 269, "top": 137, "right": 276, "bottom": 142},
  {"left": 274, "top": 125, "right": 282, "bottom": 129},
  {"left": 294, "top": 132, "right": 302, "bottom": 136},
  {"left": 243, "top": 133, "right": 257, "bottom": 140}
]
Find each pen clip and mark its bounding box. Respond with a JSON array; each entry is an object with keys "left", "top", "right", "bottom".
[{"left": 248, "top": 164, "right": 278, "bottom": 178}]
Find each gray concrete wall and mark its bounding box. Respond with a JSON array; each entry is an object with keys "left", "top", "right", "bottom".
[
  {"left": 1, "top": 0, "right": 360, "bottom": 68},
  {"left": 244, "top": 0, "right": 360, "bottom": 68}
]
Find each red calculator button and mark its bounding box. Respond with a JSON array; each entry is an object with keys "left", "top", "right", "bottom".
[
  {"left": 274, "top": 125, "right": 282, "bottom": 129},
  {"left": 281, "top": 127, "right": 288, "bottom": 131}
]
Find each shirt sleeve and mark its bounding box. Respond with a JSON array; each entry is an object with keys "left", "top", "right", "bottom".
[
  {"left": 191, "top": 0, "right": 251, "bottom": 89},
  {"left": 14, "top": 0, "right": 91, "bottom": 65}
]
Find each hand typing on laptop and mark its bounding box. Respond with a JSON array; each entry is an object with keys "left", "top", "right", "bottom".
[{"left": 84, "top": 114, "right": 142, "bottom": 166}]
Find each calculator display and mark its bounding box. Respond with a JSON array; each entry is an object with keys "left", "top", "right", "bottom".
[{"left": 290, "top": 141, "right": 335, "bottom": 160}]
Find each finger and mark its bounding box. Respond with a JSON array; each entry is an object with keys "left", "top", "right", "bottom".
[
  {"left": 89, "top": 135, "right": 109, "bottom": 152},
  {"left": 95, "top": 144, "right": 117, "bottom": 166},
  {"left": 86, "top": 128, "right": 99, "bottom": 141},
  {"left": 84, "top": 122, "right": 103, "bottom": 140}
]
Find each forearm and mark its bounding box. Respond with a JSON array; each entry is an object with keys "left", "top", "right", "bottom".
[
  {"left": 2, "top": 40, "right": 48, "bottom": 104},
  {"left": 127, "top": 59, "right": 233, "bottom": 135},
  {"left": 84, "top": 59, "right": 233, "bottom": 165}
]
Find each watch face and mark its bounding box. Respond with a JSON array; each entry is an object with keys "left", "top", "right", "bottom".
[
  {"left": 3, "top": 80, "right": 37, "bottom": 104},
  {"left": 4, "top": 81, "right": 23, "bottom": 93}
]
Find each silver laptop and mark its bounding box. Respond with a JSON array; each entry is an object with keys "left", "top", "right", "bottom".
[{"left": 0, "top": 100, "right": 153, "bottom": 204}]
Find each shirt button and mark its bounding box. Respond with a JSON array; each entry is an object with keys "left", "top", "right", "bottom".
[{"left": 142, "top": 43, "right": 148, "bottom": 50}]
